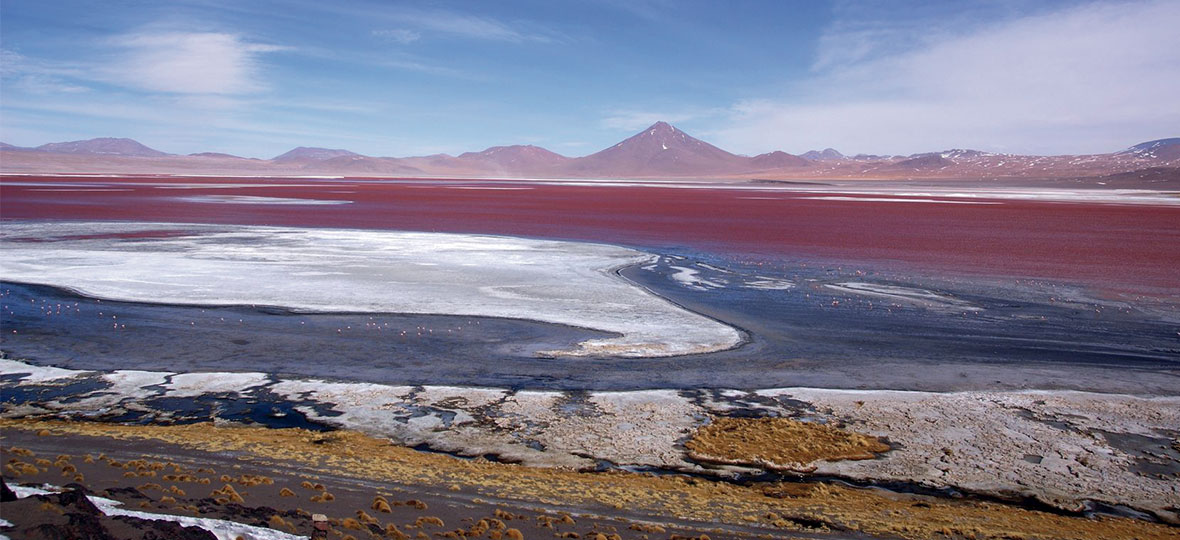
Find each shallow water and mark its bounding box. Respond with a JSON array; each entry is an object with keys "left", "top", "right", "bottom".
[{"left": 3, "top": 243, "right": 1177, "bottom": 393}]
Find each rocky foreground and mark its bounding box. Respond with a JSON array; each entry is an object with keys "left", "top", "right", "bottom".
[
  {"left": 7, "top": 356, "right": 1177, "bottom": 526},
  {"left": 4, "top": 418, "right": 1180, "bottom": 540}
]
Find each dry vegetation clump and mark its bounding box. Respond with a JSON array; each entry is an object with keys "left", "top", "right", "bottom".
[
  {"left": 310, "top": 491, "right": 335, "bottom": 502},
  {"left": 233, "top": 474, "right": 273, "bottom": 486},
  {"left": 494, "top": 509, "right": 520, "bottom": 521},
  {"left": 503, "top": 528, "right": 524, "bottom": 540},
  {"left": 371, "top": 495, "right": 393, "bottom": 513},
  {"left": 268, "top": 514, "right": 297, "bottom": 533},
  {"left": 627, "top": 523, "right": 665, "bottom": 534},
  {"left": 685, "top": 416, "right": 890, "bottom": 471},
  {"left": 537, "top": 514, "right": 575, "bottom": 529},
  {"left": 414, "top": 516, "right": 444, "bottom": 528},
  {"left": 5, "top": 460, "right": 40, "bottom": 476},
  {"left": 466, "top": 518, "right": 505, "bottom": 537},
  {"left": 211, "top": 483, "right": 246, "bottom": 503},
  {"left": 280, "top": 487, "right": 296, "bottom": 497},
  {"left": 356, "top": 510, "right": 379, "bottom": 525},
  {"left": 384, "top": 523, "right": 410, "bottom": 540},
  {"left": 8, "top": 417, "right": 1179, "bottom": 540}
]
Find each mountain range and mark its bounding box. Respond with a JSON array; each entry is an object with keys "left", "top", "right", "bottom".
[{"left": 2, "top": 123, "right": 1178, "bottom": 181}]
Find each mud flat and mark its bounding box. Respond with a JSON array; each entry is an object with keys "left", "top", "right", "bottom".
[
  {"left": 0, "top": 221, "right": 740, "bottom": 357},
  {"left": 4, "top": 359, "right": 1178, "bottom": 525}
]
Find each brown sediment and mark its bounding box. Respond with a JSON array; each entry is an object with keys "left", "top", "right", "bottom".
[
  {"left": 684, "top": 417, "right": 890, "bottom": 472},
  {"left": 2, "top": 418, "right": 1178, "bottom": 540}
]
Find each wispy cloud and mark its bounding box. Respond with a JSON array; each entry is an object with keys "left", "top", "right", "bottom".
[
  {"left": 382, "top": 9, "right": 558, "bottom": 43},
  {"left": 0, "top": 49, "right": 90, "bottom": 94},
  {"left": 100, "top": 31, "right": 287, "bottom": 95},
  {"left": 373, "top": 28, "right": 421, "bottom": 45},
  {"left": 713, "top": 0, "right": 1180, "bottom": 155}
]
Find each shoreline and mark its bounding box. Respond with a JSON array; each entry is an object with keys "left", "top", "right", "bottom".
[
  {"left": 4, "top": 417, "right": 1178, "bottom": 540},
  {"left": 3, "top": 358, "right": 1178, "bottom": 524},
  {"left": 0, "top": 221, "right": 743, "bottom": 358}
]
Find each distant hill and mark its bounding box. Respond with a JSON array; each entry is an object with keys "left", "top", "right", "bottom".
[
  {"left": 272, "top": 147, "right": 361, "bottom": 162},
  {"left": 1122, "top": 138, "right": 1180, "bottom": 160},
  {"left": 4, "top": 129, "right": 1178, "bottom": 181},
  {"left": 749, "top": 150, "right": 810, "bottom": 169},
  {"left": 1093, "top": 167, "right": 1180, "bottom": 188},
  {"left": 36, "top": 137, "right": 167, "bottom": 157},
  {"left": 801, "top": 148, "right": 844, "bottom": 160},
  {"left": 456, "top": 145, "right": 571, "bottom": 175},
  {"left": 306, "top": 155, "right": 422, "bottom": 174},
  {"left": 889, "top": 154, "right": 952, "bottom": 169},
  {"left": 190, "top": 152, "right": 252, "bottom": 160}
]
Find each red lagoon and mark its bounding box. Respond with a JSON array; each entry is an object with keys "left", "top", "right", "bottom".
[{"left": 3, "top": 175, "right": 1178, "bottom": 293}]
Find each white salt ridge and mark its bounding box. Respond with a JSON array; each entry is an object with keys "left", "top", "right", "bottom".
[
  {"left": 5, "top": 483, "right": 305, "bottom": 540},
  {"left": 668, "top": 266, "right": 724, "bottom": 291},
  {"left": 0, "top": 222, "right": 741, "bottom": 357},
  {"left": 166, "top": 372, "right": 270, "bottom": 397},
  {"left": 444, "top": 186, "right": 533, "bottom": 190},
  {"left": 177, "top": 195, "right": 351, "bottom": 205},
  {"left": 67, "top": 370, "right": 174, "bottom": 410},
  {"left": 744, "top": 277, "right": 795, "bottom": 290},
  {"left": 804, "top": 196, "right": 1001, "bottom": 205},
  {"left": 0, "top": 359, "right": 87, "bottom": 383},
  {"left": 825, "top": 282, "right": 979, "bottom": 311},
  {"left": 90, "top": 495, "right": 308, "bottom": 540}
]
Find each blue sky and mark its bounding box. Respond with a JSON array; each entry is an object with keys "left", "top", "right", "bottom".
[{"left": 2, "top": 0, "right": 1177, "bottom": 158}]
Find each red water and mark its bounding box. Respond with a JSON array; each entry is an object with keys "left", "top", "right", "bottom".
[{"left": 3, "top": 176, "right": 1178, "bottom": 292}]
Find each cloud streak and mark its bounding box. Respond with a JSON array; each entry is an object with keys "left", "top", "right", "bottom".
[
  {"left": 373, "top": 29, "right": 421, "bottom": 45},
  {"left": 101, "top": 31, "right": 287, "bottom": 95},
  {"left": 383, "top": 9, "right": 557, "bottom": 43},
  {"left": 714, "top": 0, "right": 1180, "bottom": 156}
]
